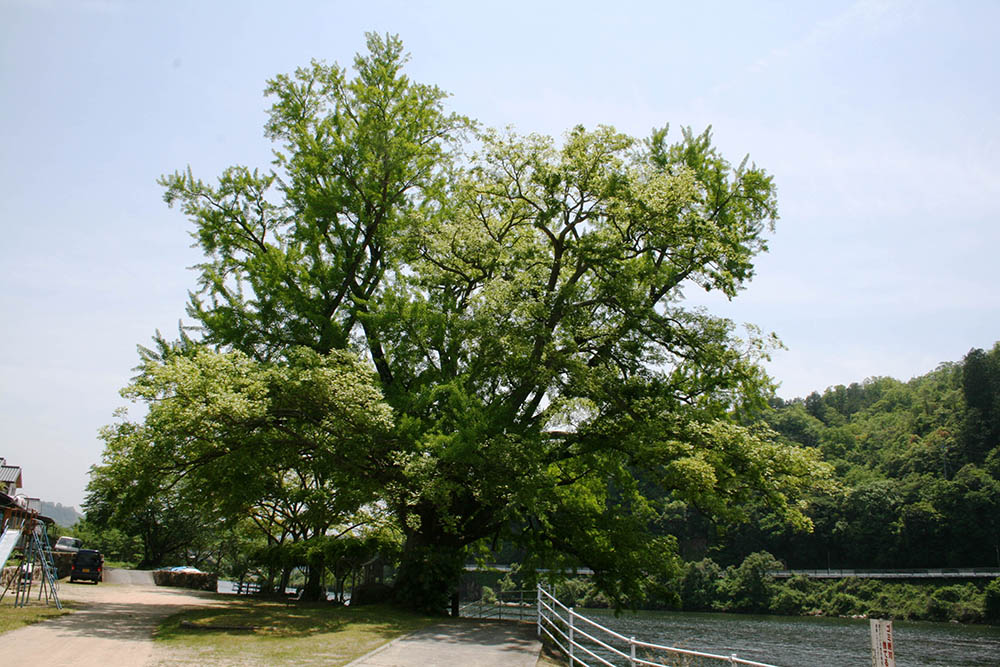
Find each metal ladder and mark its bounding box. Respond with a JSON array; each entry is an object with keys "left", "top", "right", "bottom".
[
  {"left": 0, "top": 515, "right": 61, "bottom": 609},
  {"left": 33, "top": 522, "right": 62, "bottom": 608}
]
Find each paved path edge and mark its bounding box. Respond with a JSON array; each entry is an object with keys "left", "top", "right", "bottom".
[{"left": 341, "top": 631, "right": 411, "bottom": 667}]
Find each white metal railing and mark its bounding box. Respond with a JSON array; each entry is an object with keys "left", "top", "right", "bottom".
[
  {"left": 459, "top": 588, "right": 536, "bottom": 622},
  {"left": 536, "top": 585, "right": 779, "bottom": 667}
]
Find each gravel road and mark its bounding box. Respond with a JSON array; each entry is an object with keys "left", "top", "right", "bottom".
[{"left": 0, "top": 570, "right": 221, "bottom": 667}]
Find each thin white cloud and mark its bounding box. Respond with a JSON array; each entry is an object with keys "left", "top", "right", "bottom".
[{"left": 714, "top": 0, "right": 909, "bottom": 95}]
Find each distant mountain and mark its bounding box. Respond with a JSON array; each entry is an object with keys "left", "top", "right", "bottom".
[{"left": 40, "top": 501, "right": 82, "bottom": 527}]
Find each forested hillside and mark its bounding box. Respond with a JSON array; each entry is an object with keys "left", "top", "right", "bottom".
[{"left": 709, "top": 343, "right": 1000, "bottom": 570}]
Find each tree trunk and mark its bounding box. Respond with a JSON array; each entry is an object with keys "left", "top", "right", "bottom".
[
  {"left": 393, "top": 528, "right": 466, "bottom": 614},
  {"left": 279, "top": 565, "right": 292, "bottom": 596},
  {"left": 302, "top": 563, "right": 326, "bottom": 601}
]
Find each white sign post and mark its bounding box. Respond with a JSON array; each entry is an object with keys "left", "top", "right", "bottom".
[{"left": 870, "top": 618, "right": 896, "bottom": 667}]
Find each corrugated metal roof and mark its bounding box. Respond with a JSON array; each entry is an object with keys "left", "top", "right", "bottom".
[{"left": 0, "top": 465, "right": 22, "bottom": 485}]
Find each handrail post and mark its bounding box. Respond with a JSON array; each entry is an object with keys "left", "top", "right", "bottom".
[
  {"left": 629, "top": 636, "right": 636, "bottom": 666},
  {"left": 569, "top": 607, "right": 575, "bottom": 666},
  {"left": 536, "top": 585, "right": 542, "bottom": 636}
]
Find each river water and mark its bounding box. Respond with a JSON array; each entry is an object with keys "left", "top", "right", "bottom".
[{"left": 582, "top": 609, "right": 1000, "bottom": 666}]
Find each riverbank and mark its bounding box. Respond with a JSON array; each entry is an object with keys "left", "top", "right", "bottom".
[
  {"left": 764, "top": 576, "right": 995, "bottom": 622},
  {"left": 548, "top": 554, "right": 1000, "bottom": 624}
]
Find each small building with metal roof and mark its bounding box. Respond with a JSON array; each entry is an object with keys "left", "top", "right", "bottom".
[{"left": 0, "top": 457, "right": 23, "bottom": 497}]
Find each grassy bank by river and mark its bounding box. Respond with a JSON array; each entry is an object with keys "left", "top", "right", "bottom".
[
  {"left": 549, "top": 552, "right": 1000, "bottom": 624},
  {"left": 763, "top": 576, "right": 993, "bottom": 622}
]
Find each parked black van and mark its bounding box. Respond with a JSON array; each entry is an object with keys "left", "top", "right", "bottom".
[{"left": 69, "top": 549, "right": 103, "bottom": 584}]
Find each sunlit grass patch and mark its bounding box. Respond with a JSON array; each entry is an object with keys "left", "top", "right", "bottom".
[
  {"left": 154, "top": 601, "right": 436, "bottom": 666},
  {"left": 0, "top": 597, "right": 76, "bottom": 635}
]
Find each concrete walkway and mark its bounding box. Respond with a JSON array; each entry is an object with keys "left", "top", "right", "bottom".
[{"left": 346, "top": 619, "right": 542, "bottom": 667}]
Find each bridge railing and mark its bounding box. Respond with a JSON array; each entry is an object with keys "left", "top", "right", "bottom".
[{"left": 770, "top": 568, "right": 1000, "bottom": 579}]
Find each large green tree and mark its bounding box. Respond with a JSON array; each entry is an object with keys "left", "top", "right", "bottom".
[
  {"left": 90, "top": 341, "right": 394, "bottom": 593},
  {"left": 105, "top": 33, "right": 824, "bottom": 612}
]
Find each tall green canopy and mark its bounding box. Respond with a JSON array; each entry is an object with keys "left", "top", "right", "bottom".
[{"left": 98, "top": 33, "right": 825, "bottom": 612}]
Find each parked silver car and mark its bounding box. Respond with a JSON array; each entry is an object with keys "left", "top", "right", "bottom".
[{"left": 54, "top": 536, "right": 82, "bottom": 553}]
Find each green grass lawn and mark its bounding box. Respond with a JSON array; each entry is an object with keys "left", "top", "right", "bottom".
[
  {"left": 153, "top": 600, "right": 437, "bottom": 666},
  {"left": 0, "top": 596, "right": 75, "bottom": 635}
]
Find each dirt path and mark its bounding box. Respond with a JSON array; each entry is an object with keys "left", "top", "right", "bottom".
[{"left": 0, "top": 575, "right": 221, "bottom": 667}]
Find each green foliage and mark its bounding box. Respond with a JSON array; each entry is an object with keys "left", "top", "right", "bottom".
[
  {"left": 923, "top": 584, "right": 983, "bottom": 623},
  {"left": 756, "top": 346, "right": 1000, "bottom": 571},
  {"left": 87, "top": 344, "right": 396, "bottom": 581},
  {"left": 84, "top": 463, "right": 216, "bottom": 569},
  {"left": 70, "top": 518, "right": 143, "bottom": 565},
  {"left": 96, "top": 34, "right": 827, "bottom": 613},
  {"left": 768, "top": 586, "right": 806, "bottom": 615},
  {"left": 828, "top": 592, "right": 864, "bottom": 616},
  {"left": 800, "top": 577, "right": 988, "bottom": 624},
  {"left": 671, "top": 555, "right": 994, "bottom": 623},
  {"left": 716, "top": 551, "right": 783, "bottom": 613},
  {"left": 985, "top": 579, "right": 1000, "bottom": 622},
  {"left": 680, "top": 558, "right": 722, "bottom": 611}
]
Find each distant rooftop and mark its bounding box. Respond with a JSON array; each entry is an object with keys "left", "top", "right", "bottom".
[{"left": 0, "top": 457, "right": 23, "bottom": 489}]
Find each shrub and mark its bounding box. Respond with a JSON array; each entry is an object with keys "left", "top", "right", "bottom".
[
  {"left": 717, "top": 551, "right": 783, "bottom": 613},
  {"left": 769, "top": 588, "right": 806, "bottom": 615},
  {"left": 863, "top": 591, "right": 894, "bottom": 619},
  {"left": 985, "top": 579, "right": 1000, "bottom": 623},
  {"left": 555, "top": 578, "right": 596, "bottom": 608},
  {"left": 925, "top": 584, "right": 984, "bottom": 623},
  {"left": 680, "top": 558, "right": 722, "bottom": 611},
  {"left": 784, "top": 574, "right": 813, "bottom": 593},
  {"left": 828, "top": 592, "right": 861, "bottom": 617},
  {"left": 582, "top": 588, "right": 611, "bottom": 609}
]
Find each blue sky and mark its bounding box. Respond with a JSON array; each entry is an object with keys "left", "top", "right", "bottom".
[{"left": 1, "top": 0, "right": 998, "bottom": 509}]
